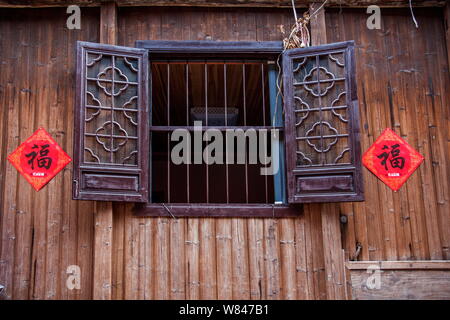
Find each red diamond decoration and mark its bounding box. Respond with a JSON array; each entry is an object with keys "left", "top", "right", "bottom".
[
  {"left": 7, "top": 127, "right": 72, "bottom": 191},
  {"left": 362, "top": 128, "right": 424, "bottom": 191}
]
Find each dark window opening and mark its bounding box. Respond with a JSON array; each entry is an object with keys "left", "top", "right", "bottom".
[
  {"left": 150, "top": 60, "right": 284, "bottom": 205},
  {"left": 73, "top": 40, "right": 362, "bottom": 216}
]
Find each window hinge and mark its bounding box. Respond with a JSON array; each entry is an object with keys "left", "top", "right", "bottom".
[{"left": 73, "top": 179, "right": 79, "bottom": 195}]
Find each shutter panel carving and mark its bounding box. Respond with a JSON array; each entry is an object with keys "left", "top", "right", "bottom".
[
  {"left": 282, "top": 41, "right": 364, "bottom": 203},
  {"left": 73, "top": 41, "right": 149, "bottom": 202}
]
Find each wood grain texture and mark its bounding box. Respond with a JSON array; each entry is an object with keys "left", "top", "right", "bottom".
[
  {"left": 0, "top": 0, "right": 446, "bottom": 8},
  {"left": 0, "top": 6, "right": 449, "bottom": 300},
  {"left": 349, "top": 268, "right": 450, "bottom": 299}
]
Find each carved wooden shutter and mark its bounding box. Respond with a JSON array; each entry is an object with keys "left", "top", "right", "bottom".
[
  {"left": 282, "top": 41, "right": 364, "bottom": 203},
  {"left": 73, "top": 41, "right": 149, "bottom": 202}
]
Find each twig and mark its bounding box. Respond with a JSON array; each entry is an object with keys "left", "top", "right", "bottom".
[{"left": 409, "top": 0, "right": 419, "bottom": 28}]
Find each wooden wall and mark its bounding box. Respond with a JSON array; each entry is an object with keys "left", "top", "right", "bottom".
[
  {"left": 0, "top": 6, "right": 449, "bottom": 300},
  {"left": 0, "top": 8, "right": 100, "bottom": 299},
  {"left": 327, "top": 8, "right": 450, "bottom": 262}
]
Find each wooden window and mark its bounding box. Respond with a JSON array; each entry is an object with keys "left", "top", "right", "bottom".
[
  {"left": 149, "top": 61, "right": 279, "bottom": 204},
  {"left": 72, "top": 41, "right": 149, "bottom": 202},
  {"left": 72, "top": 40, "right": 364, "bottom": 215},
  {"left": 282, "top": 41, "right": 364, "bottom": 203},
  {"left": 135, "top": 41, "right": 296, "bottom": 217}
]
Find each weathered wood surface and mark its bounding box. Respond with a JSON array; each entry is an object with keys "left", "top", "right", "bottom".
[
  {"left": 308, "top": 3, "right": 346, "bottom": 300},
  {"left": 348, "top": 262, "right": 450, "bottom": 299},
  {"left": 92, "top": 2, "right": 116, "bottom": 301},
  {"left": 0, "top": 6, "right": 449, "bottom": 300},
  {"left": 0, "top": 0, "right": 446, "bottom": 8},
  {"left": 327, "top": 7, "right": 450, "bottom": 262}
]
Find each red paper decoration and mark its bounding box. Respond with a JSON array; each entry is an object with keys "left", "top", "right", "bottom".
[
  {"left": 362, "top": 128, "right": 424, "bottom": 191},
  {"left": 7, "top": 127, "right": 72, "bottom": 191}
]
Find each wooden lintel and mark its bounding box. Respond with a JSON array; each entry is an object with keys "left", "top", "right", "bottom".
[
  {"left": 0, "top": 0, "right": 446, "bottom": 8},
  {"left": 346, "top": 260, "right": 450, "bottom": 270}
]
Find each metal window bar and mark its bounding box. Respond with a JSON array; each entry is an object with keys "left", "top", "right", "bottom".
[
  {"left": 268, "top": 61, "right": 286, "bottom": 204},
  {"left": 151, "top": 60, "right": 279, "bottom": 204}
]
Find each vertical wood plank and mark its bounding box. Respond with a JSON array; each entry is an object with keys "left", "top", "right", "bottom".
[
  {"left": 294, "top": 215, "right": 310, "bottom": 300},
  {"left": 216, "top": 218, "right": 233, "bottom": 299},
  {"left": 433, "top": 5, "right": 450, "bottom": 259},
  {"left": 263, "top": 218, "right": 281, "bottom": 299},
  {"left": 408, "top": 14, "right": 443, "bottom": 260},
  {"left": 185, "top": 218, "right": 200, "bottom": 299},
  {"left": 112, "top": 203, "right": 124, "bottom": 300},
  {"left": 123, "top": 207, "right": 139, "bottom": 299},
  {"left": 247, "top": 218, "right": 266, "bottom": 299},
  {"left": 44, "top": 22, "right": 63, "bottom": 299},
  {"left": 93, "top": 201, "right": 113, "bottom": 299},
  {"left": 309, "top": 2, "right": 327, "bottom": 46},
  {"left": 309, "top": 3, "right": 346, "bottom": 300},
  {"left": 446, "top": 4, "right": 450, "bottom": 74},
  {"left": 93, "top": 1, "right": 117, "bottom": 300},
  {"left": 154, "top": 217, "right": 170, "bottom": 299},
  {"left": 74, "top": 10, "right": 99, "bottom": 299},
  {"left": 100, "top": 1, "right": 118, "bottom": 45}
]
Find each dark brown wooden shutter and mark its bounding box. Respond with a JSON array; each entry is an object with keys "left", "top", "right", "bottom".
[
  {"left": 73, "top": 41, "right": 149, "bottom": 202},
  {"left": 282, "top": 41, "right": 364, "bottom": 203}
]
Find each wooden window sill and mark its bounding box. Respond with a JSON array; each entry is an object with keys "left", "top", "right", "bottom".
[{"left": 134, "top": 203, "right": 301, "bottom": 218}]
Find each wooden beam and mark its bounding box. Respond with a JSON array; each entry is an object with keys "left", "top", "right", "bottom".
[
  {"left": 445, "top": 3, "right": 450, "bottom": 74},
  {"left": 349, "top": 269, "right": 450, "bottom": 299},
  {"left": 92, "top": 1, "right": 117, "bottom": 301},
  {"left": 346, "top": 260, "right": 450, "bottom": 270},
  {"left": 0, "top": 0, "right": 446, "bottom": 8}
]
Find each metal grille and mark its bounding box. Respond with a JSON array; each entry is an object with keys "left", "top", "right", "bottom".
[
  {"left": 83, "top": 51, "right": 140, "bottom": 166},
  {"left": 292, "top": 51, "right": 351, "bottom": 167},
  {"left": 150, "top": 61, "right": 279, "bottom": 204}
]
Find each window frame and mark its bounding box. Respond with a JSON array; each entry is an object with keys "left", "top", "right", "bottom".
[{"left": 133, "top": 40, "right": 300, "bottom": 217}]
